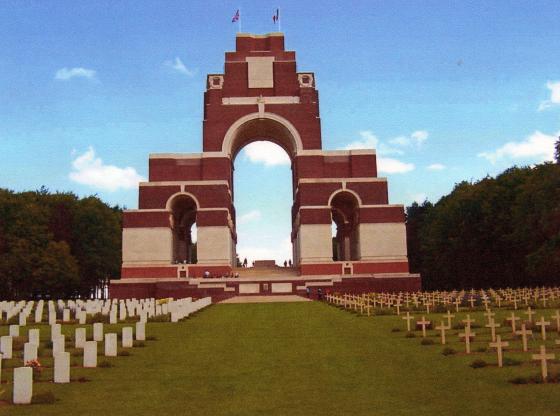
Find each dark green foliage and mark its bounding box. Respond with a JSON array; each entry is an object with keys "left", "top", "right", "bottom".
[
  {"left": 0, "top": 188, "right": 122, "bottom": 299},
  {"left": 420, "top": 338, "right": 434, "bottom": 345},
  {"left": 406, "top": 163, "right": 560, "bottom": 289}
]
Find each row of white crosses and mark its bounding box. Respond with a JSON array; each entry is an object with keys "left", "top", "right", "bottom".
[
  {"left": 0, "top": 296, "right": 212, "bottom": 404},
  {"left": 403, "top": 306, "right": 560, "bottom": 382}
]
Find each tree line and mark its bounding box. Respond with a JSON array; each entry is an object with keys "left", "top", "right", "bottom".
[
  {"left": 406, "top": 157, "right": 560, "bottom": 290},
  {"left": 0, "top": 188, "right": 121, "bottom": 299}
]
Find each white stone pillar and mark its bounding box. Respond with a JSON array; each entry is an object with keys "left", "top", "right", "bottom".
[
  {"left": 13, "top": 366, "right": 33, "bottom": 404},
  {"left": 28, "top": 329, "right": 40, "bottom": 346},
  {"left": 75, "top": 328, "right": 86, "bottom": 349},
  {"left": 0, "top": 336, "right": 13, "bottom": 359},
  {"left": 54, "top": 352, "right": 70, "bottom": 383},
  {"left": 9, "top": 325, "right": 19, "bottom": 337},
  {"left": 135, "top": 322, "right": 146, "bottom": 341},
  {"left": 104, "top": 333, "right": 117, "bottom": 357},
  {"left": 93, "top": 323, "right": 104, "bottom": 342},
  {"left": 83, "top": 341, "right": 97, "bottom": 368},
  {"left": 122, "top": 327, "right": 133, "bottom": 348},
  {"left": 23, "top": 343, "right": 38, "bottom": 363}
]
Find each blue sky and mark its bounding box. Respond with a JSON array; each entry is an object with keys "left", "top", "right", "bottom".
[{"left": 1, "top": 1, "right": 559, "bottom": 263}]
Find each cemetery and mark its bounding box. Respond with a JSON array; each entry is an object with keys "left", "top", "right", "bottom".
[
  {"left": 1, "top": 4, "right": 560, "bottom": 415},
  {"left": 1, "top": 290, "right": 560, "bottom": 414}
]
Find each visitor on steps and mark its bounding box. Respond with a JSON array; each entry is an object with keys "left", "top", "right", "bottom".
[
  {"left": 243, "top": 258, "right": 248, "bottom": 268},
  {"left": 306, "top": 287, "right": 311, "bottom": 298}
]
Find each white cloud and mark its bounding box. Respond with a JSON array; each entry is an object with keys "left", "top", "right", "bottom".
[
  {"left": 538, "top": 81, "right": 560, "bottom": 111},
  {"left": 344, "top": 131, "right": 414, "bottom": 174},
  {"left": 164, "top": 57, "right": 196, "bottom": 77},
  {"left": 389, "top": 130, "right": 429, "bottom": 147},
  {"left": 55, "top": 67, "right": 97, "bottom": 81},
  {"left": 345, "top": 130, "right": 380, "bottom": 149},
  {"left": 243, "top": 141, "right": 290, "bottom": 166},
  {"left": 345, "top": 130, "right": 403, "bottom": 155},
  {"left": 69, "top": 147, "right": 145, "bottom": 191},
  {"left": 427, "top": 163, "right": 446, "bottom": 171},
  {"left": 478, "top": 130, "right": 558, "bottom": 164},
  {"left": 237, "top": 210, "right": 262, "bottom": 225},
  {"left": 377, "top": 157, "right": 415, "bottom": 174},
  {"left": 411, "top": 130, "right": 429, "bottom": 145}
]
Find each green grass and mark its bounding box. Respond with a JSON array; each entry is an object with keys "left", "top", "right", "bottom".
[{"left": 2, "top": 302, "right": 560, "bottom": 415}]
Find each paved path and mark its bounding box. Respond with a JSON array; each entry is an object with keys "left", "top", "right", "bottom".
[{"left": 219, "top": 295, "right": 312, "bottom": 303}]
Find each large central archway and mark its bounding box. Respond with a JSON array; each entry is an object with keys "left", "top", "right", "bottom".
[{"left": 225, "top": 114, "right": 300, "bottom": 267}]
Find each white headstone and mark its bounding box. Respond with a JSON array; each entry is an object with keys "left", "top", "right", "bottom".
[
  {"left": 93, "top": 323, "right": 104, "bottom": 342},
  {"left": 75, "top": 328, "right": 86, "bottom": 349},
  {"left": 9, "top": 324, "right": 20, "bottom": 337},
  {"left": 13, "top": 366, "right": 33, "bottom": 404},
  {"left": 19, "top": 313, "right": 27, "bottom": 326},
  {"left": 50, "top": 323, "right": 61, "bottom": 341},
  {"left": 109, "top": 309, "right": 117, "bottom": 324},
  {"left": 122, "top": 327, "right": 133, "bottom": 348},
  {"left": 52, "top": 335, "right": 65, "bottom": 356},
  {"left": 0, "top": 336, "right": 13, "bottom": 359},
  {"left": 54, "top": 352, "right": 70, "bottom": 383},
  {"left": 104, "top": 333, "right": 117, "bottom": 357},
  {"left": 83, "top": 341, "right": 97, "bottom": 368},
  {"left": 63, "top": 308, "right": 71, "bottom": 322},
  {"left": 78, "top": 311, "right": 87, "bottom": 325},
  {"left": 28, "top": 328, "right": 40, "bottom": 346},
  {"left": 23, "top": 342, "right": 38, "bottom": 363},
  {"left": 135, "top": 322, "right": 146, "bottom": 341}
]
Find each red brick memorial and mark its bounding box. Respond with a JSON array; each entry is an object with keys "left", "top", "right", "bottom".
[{"left": 110, "top": 33, "right": 421, "bottom": 300}]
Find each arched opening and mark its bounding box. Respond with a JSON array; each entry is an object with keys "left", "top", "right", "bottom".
[
  {"left": 233, "top": 140, "right": 293, "bottom": 267},
  {"left": 170, "top": 195, "right": 197, "bottom": 264},
  {"left": 331, "top": 191, "right": 360, "bottom": 261}
]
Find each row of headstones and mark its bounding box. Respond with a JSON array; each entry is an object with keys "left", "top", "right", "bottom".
[
  {"left": 1, "top": 296, "right": 213, "bottom": 404},
  {"left": 1, "top": 298, "right": 173, "bottom": 325},
  {"left": 2, "top": 297, "right": 221, "bottom": 331}
]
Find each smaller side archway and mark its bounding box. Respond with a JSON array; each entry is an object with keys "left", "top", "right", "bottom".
[
  {"left": 330, "top": 191, "right": 361, "bottom": 261},
  {"left": 169, "top": 194, "right": 198, "bottom": 264}
]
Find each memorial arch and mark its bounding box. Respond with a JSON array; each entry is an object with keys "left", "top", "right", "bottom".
[{"left": 113, "top": 33, "right": 420, "bottom": 299}]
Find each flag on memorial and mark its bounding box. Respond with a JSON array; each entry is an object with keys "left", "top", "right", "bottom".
[
  {"left": 273, "top": 8, "right": 279, "bottom": 23},
  {"left": 232, "top": 9, "right": 240, "bottom": 23}
]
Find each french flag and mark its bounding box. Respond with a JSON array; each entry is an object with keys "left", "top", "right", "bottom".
[{"left": 272, "top": 8, "right": 279, "bottom": 23}]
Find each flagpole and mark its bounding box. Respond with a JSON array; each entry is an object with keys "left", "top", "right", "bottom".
[
  {"left": 278, "top": 7, "right": 281, "bottom": 32},
  {"left": 238, "top": 8, "right": 242, "bottom": 33}
]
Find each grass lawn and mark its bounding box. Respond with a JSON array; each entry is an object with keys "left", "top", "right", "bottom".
[{"left": 2, "top": 301, "right": 560, "bottom": 415}]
